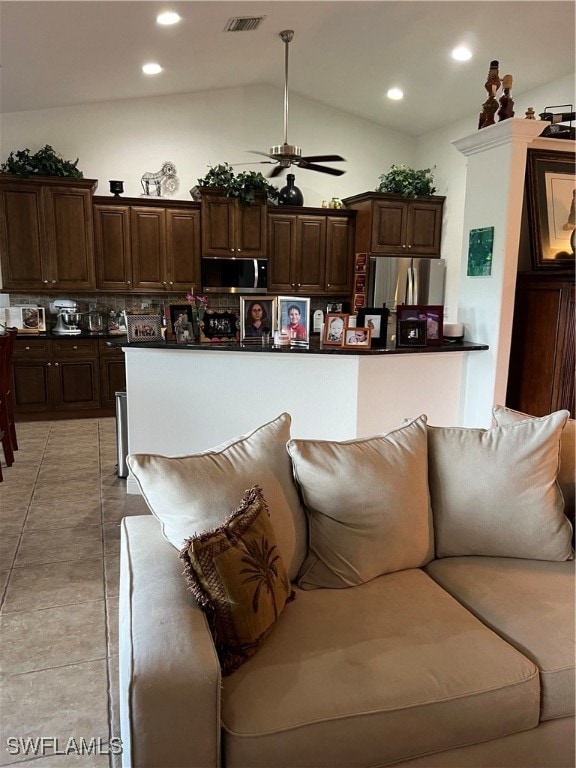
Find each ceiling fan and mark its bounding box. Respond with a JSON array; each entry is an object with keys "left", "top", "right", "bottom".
[{"left": 246, "top": 30, "right": 346, "bottom": 178}]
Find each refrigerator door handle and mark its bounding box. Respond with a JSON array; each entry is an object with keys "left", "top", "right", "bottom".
[{"left": 406, "top": 266, "right": 415, "bottom": 304}]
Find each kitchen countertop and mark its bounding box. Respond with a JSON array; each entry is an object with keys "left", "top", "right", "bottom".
[
  {"left": 14, "top": 331, "right": 127, "bottom": 340},
  {"left": 111, "top": 338, "right": 488, "bottom": 355}
]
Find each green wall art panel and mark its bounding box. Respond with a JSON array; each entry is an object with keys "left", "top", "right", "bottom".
[{"left": 467, "top": 226, "right": 494, "bottom": 276}]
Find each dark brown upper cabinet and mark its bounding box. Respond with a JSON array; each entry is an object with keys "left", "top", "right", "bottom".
[{"left": 200, "top": 188, "right": 267, "bottom": 258}]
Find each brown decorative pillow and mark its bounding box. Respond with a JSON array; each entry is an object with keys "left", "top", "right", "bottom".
[{"left": 179, "top": 486, "right": 294, "bottom": 675}]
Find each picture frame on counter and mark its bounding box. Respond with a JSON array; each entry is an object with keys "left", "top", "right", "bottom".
[
  {"left": 357, "top": 306, "right": 390, "bottom": 348},
  {"left": 396, "top": 305, "right": 444, "bottom": 345},
  {"left": 343, "top": 327, "right": 372, "bottom": 348},
  {"left": 6, "top": 306, "right": 45, "bottom": 333},
  {"left": 126, "top": 314, "right": 163, "bottom": 343},
  {"left": 201, "top": 310, "right": 239, "bottom": 343},
  {"left": 323, "top": 313, "right": 348, "bottom": 346},
  {"left": 396, "top": 318, "right": 427, "bottom": 348},
  {"left": 277, "top": 296, "right": 310, "bottom": 344},
  {"left": 169, "top": 304, "right": 195, "bottom": 343},
  {"left": 526, "top": 149, "right": 575, "bottom": 269},
  {"left": 240, "top": 296, "right": 276, "bottom": 342}
]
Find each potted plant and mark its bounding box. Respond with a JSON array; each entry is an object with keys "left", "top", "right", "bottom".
[
  {"left": 197, "top": 163, "right": 279, "bottom": 205},
  {"left": 0, "top": 145, "right": 83, "bottom": 178},
  {"left": 376, "top": 164, "right": 436, "bottom": 197}
]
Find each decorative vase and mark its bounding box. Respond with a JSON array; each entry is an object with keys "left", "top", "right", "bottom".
[
  {"left": 109, "top": 180, "right": 124, "bottom": 196},
  {"left": 278, "top": 174, "right": 304, "bottom": 206}
]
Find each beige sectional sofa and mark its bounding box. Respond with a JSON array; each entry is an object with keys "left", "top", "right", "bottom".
[{"left": 119, "top": 409, "right": 575, "bottom": 768}]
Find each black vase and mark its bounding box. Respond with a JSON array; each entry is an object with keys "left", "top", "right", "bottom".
[
  {"left": 278, "top": 174, "right": 303, "bottom": 206},
  {"left": 109, "top": 180, "right": 124, "bottom": 197}
]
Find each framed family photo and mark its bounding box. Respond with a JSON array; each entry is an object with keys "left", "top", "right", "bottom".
[
  {"left": 526, "top": 149, "right": 575, "bottom": 269},
  {"left": 240, "top": 296, "right": 276, "bottom": 342},
  {"left": 126, "top": 314, "right": 163, "bottom": 343},
  {"left": 343, "top": 327, "right": 371, "bottom": 348},
  {"left": 357, "top": 307, "right": 390, "bottom": 348},
  {"left": 396, "top": 305, "right": 444, "bottom": 345},
  {"left": 169, "top": 304, "right": 195, "bottom": 344},
  {"left": 323, "top": 313, "right": 349, "bottom": 346},
  {"left": 277, "top": 296, "right": 310, "bottom": 344}
]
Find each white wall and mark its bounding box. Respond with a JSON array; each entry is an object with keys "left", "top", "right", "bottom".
[{"left": 0, "top": 85, "right": 415, "bottom": 208}]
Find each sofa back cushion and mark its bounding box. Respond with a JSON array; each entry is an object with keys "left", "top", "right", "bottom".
[
  {"left": 287, "top": 415, "right": 434, "bottom": 589},
  {"left": 428, "top": 410, "right": 574, "bottom": 560},
  {"left": 493, "top": 405, "right": 575, "bottom": 524},
  {"left": 127, "top": 413, "right": 307, "bottom": 580}
]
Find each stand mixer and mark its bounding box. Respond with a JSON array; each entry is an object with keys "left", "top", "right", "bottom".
[{"left": 50, "top": 299, "right": 83, "bottom": 335}]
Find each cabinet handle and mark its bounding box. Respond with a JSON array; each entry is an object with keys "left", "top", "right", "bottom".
[
  {"left": 169, "top": 281, "right": 174, "bottom": 285},
  {"left": 43, "top": 280, "right": 49, "bottom": 284},
  {"left": 231, "top": 248, "right": 235, "bottom": 254},
  {"left": 162, "top": 281, "right": 167, "bottom": 285},
  {"left": 25, "top": 346, "right": 31, "bottom": 351},
  {"left": 402, "top": 244, "right": 407, "bottom": 249},
  {"left": 237, "top": 248, "right": 242, "bottom": 254},
  {"left": 407, "top": 244, "right": 412, "bottom": 249},
  {"left": 127, "top": 280, "right": 131, "bottom": 285},
  {"left": 51, "top": 279, "right": 57, "bottom": 284},
  {"left": 46, "top": 362, "right": 52, "bottom": 367},
  {"left": 73, "top": 345, "right": 78, "bottom": 350},
  {"left": 54, "top": 362, "right": 59, "bottom": 367}
]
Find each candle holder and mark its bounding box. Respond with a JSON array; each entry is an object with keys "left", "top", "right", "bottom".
[{"left": 109, "top": 180, "right": 124, "bottom": 196}]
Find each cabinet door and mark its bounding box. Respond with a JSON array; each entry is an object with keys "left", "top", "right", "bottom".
[
  {"left": 268, "top": 214, "right": 297, "bottom": 292},
  {"left": 166, "top": 208, "right": 201, "bottom": 292},
  {"left": 94, "top": 205, "right": 133, "bottom": 291},
  {"left": 42, "top": 186, "right": 96, "bottom": 289},
  {"left": 12, "top": 360, "right": 52, "bottom": 412},
  {"left": 371, "top": 199, "right": 408, "bottom": 254},
  {"left": 407, "top": 200, "right": 443, "bottom": 256},
  {"left": 236, "top": 200, "right": 267, "bottom": 257},
  {"left": 201, "top": 195, "right": 235, "bottom": 256},
  {"left": 296, "top": 216, "right": 325, "bottom": 293},
  {"left": 325, "top": 216, "right": 354, "bottom": 293},
  {"left": 130, "top": 207, "right": 168, "bottom": 291},
  {"left": 0, "top": 183, "right": 47, "bottom": 290},
  {"left": 52, "top": 358, "right": 100, "bottom": 410},
  {"left": 100, "top": 355, "right": 126, "bottom": 407}
]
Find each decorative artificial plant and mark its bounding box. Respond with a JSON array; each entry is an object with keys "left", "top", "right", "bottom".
[
  {"left": 197, "top": 163, "right": 279, "bottom": 205},
  {"left": 0, "top": 145, "right": 83, "bottom": 178},
  {"left": 376, "top": 164, "right": 436, "bottom": 197}
]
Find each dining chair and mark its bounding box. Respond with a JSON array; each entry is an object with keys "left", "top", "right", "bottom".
[{"left": 0, "top": 327, "right": 18, "bottom": 469}]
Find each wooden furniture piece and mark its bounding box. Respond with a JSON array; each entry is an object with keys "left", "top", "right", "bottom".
[
  {"left": 0, "top": 175, "right": 98, "bottom": 292},
  {"left": 267, "top": 208, "right": 355, "bottom": 295},
  {"left": 200, "top": 188, "right": 267, "bottom": 258},
  {"left": 507, "top": 274, "right": 575, "bottom": 418},
  {"left": 93, "top": 197, "right": 201, "bottom": 293},
  {"left": 99, "top": 339, "right": 126, "bottom": 407},
  {"left": 0, "top": 328, "right": 18, "bottom": 468},
  {"left": 343, "top": 191, "right": 445, "bottom": 258}
]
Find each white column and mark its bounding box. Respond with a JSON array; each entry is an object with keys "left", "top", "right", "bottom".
[{"left": 453, "top": 119, "right": 571, "bottom": 427}]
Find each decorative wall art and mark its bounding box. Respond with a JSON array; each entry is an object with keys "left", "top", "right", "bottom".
[
  {"left": 140, "top": 162, "right": 179, "bottom": 197},
  {"left": 526, "top": 149, "right": 575, "bottom": 269},
  {"left": 467, "top": 226, "right": 494, "bottom": 276}
]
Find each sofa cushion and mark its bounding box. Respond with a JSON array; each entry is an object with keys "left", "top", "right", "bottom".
[
  {"left": 180, "top": 486, "right": 294, "bottom": 675},
  {"left": 425, "top": 556, "right": 576, "bottom": 722},
  {"left": 287, "top": 415, "right": 433, "bottom": 589},
  {"left": 428, "top": 410, "right": 574, "bottom": 560},
  {"left": 493, "top": 405, "right": 575, "bottom": 524},
  {"left": 127, "top": 412, "right": 307, "bottom": 579},
  {"left": 221, "top": 569, "right": 540, "bottom": 768}
]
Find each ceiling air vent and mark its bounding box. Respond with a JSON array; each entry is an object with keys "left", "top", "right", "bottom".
[{"left": 224, "top": 16, "right": 266, "bottom": 32}]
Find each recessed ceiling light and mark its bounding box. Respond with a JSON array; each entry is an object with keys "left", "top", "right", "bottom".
[
  {"left": 157, "top": 11, "right": 181, "bottom": 26},
  {"left": 387, "top": 88, "right": 404, "bottom": 101},
  {"left": 452, "top": 46, "right": 472, "bottom": 61},
  {"left": 142, "top": 62, "right": 162, "bottom": 75}
]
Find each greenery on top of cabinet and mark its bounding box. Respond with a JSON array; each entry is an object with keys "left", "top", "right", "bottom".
[
  {"left": 197, "top": 163, "right": 279, "bottom": 205},
  {"left": 376, "top": 164, "right": 436, "bottom": 197},
  {"left": 1, "top": 145, "right": 83, "bottom": 178}
]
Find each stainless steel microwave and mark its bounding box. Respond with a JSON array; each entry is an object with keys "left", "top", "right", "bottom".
[{"left": 201, "top": 257, "right": 268, "bottom": 294}]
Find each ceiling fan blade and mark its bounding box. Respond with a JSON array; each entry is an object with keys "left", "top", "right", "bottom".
[
  {"left": 300, "top": 154, "right": 346, "bottom": 163},
  {"left": 248, "top": 150, "right": 275, "bottom": 158},
  {"left": 232, "top": 161, "right": 275, "bottom": 166},
  {"left": 297, "top": 161, "right": 346, "bottom": 176},
  {"left": 268, "top": 165, "right": 286, "bottom": 178}
]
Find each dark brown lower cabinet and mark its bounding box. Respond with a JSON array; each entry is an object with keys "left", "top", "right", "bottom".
[
  {"left": 507, "top": 274, "right": 575, "bottom": 418},
  {"left": 13, "top": 337, "right": 125, "bottom": 418}
]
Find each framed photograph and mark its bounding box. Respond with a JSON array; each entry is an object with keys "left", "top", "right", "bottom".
[
  {"left": 526, "top": 149, "right": 575, "bottom": 269},
  {"left": 240, "top": 296, "right": 276, "bottom": 342},
  {"left": 201, "top": 310, "right": 238, "bottom": 342},
  {"left": 343, "top": 327, "right": 371, "bottom": 348},
  {"left": 323, "top": 313, "right": 349, "bottom": 346},
  {"left": 397, "top": 319, "right": 427, "bottom": 348},
  {"left": 396, "top": 305, "right": 444, "bottom": 345},
  {"left": 277, "top": 296, "right": 310, "bottom": 344},
  {"left": 354, "top": 273, "right": 366, "bottom": 293},
  {"left": 357, "top": 307, "right": 390, "bottom": 348},
  {"left": 126, "top": 314, "right": 163, "bottom": 343},
  {"left": 353, "top": 293, "right": 365, "bottom": 311},
  {"left": 326, "top": 302, "right": 343, "bottom": 314},
  {"left": 19, "top": 306, "right": 45, "bottom": 333},
  {"left": 169, "top": 304, "right": 195, "bottom": 343}
]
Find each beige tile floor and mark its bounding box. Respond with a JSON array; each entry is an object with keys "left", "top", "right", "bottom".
[{"left": 0, "top": 418, "right": 150, "bottom": 767}]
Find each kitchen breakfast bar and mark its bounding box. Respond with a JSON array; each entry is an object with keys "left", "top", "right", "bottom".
[{"left": 118, "top": 339, "right": 488, "bottom": 494}]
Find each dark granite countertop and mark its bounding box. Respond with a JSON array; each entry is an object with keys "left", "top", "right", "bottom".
[
  {"left": 15, "top": 331, "right": 127, "bottom": 341},
  {"left": 109, "top": 338, "right": 488, "bottom": 356}
]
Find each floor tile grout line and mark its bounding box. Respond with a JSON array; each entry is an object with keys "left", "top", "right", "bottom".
[{"left": 2, "top": 652, "right": 109, "bottom": 678}]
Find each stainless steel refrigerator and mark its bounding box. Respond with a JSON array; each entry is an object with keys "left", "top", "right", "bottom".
[{"left": 367, "top": 256, "right": 446, "bottom": 346}]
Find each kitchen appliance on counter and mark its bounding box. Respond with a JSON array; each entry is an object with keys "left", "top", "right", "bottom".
[
  {"left": 50, "top": 299, "right": 83, "bottom": 335},
  {"left": 367, "top": 256, "right": 446, "bottom": 346}
]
